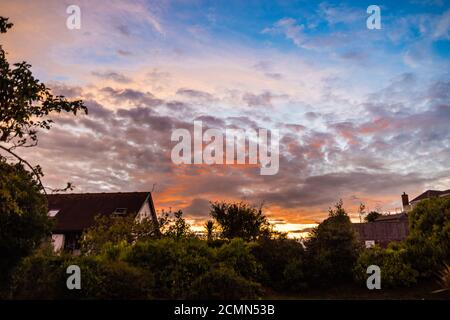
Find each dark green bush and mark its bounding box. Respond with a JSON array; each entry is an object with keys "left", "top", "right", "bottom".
[
  {"left": 282, "top": 258, "right": 308, "bottom": 292},
  {"left": 251, "top": 238, "right": 305, "bottom": 290},
  {"left": 405, "top": 197, "right": 450, "bottom": 278},
  {"left": 354, "top": 245, "right": 418, "bottom": 288},
  {"left": 215, "top": 238, "right": 262, "bottom": 280},
  {"left": 11, "top": 254, "right": 152, "bottom": 299},
  {"left": 125, "top": 237, "right": 213, "bottom": 299},
  {"left": 188, "top": 265, "right": 263, "bottom": 299},
  {"left": 305, "top": 201, "right": 360, "bottom": 286}
]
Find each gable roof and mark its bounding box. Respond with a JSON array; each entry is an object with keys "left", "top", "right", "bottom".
[
  {"left": 47, "top": 192, "right": 154, "bottom": 233},
  {"left": 374, "top": 212, "right": 408, "bottom": 222},
  {"left": 410, "top": 189, "right": 450, "bottom": 203}
]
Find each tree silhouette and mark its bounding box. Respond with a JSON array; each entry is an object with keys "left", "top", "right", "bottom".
[{"left": 0, "top": 17, "right": 87, "bottom": 193}]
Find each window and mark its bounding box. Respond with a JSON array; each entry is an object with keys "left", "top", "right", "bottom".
[
  {"left": 113, "top": 208, "right": 127, "bottom": 215},
  {"left": 48, "top": 209, "right": 60, "bottom": 217}
]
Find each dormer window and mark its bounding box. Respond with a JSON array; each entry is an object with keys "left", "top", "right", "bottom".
[
  {"left": 48, "top": 209, "right": 60, "bottom": 217},
  {"left": 113, "top": 208, "right": 127, "bottom": 215}
]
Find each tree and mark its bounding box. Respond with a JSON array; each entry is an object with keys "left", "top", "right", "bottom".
[
  {"left": 204, "top": 220, "right": 215, "bottom": 241},
  {"left": 405, "top": 196, "right": 450, "bottom": 277},
  {"left": 209, "top": 201, "right": 272, "bottom": 241},
  {"left": 251, "top": 237, "right": 306, "bottom": 291},
  {"left": 365, "top": 211, "right": 382, "bottom": 222},
  {"left": 0, "top": 16, "right": 87, "bottom": 193},
  {"left": 305, "top": 200, "right": 360, "bottom": 286},
  {"left": 165, "top": 210, "right": 193, "bottom": 239},
  {"left": 81, "top": 214, "right": 161, "bottom": 254},
  {"left": 0, "top": 159, "right": 52, "bottom": 289}
]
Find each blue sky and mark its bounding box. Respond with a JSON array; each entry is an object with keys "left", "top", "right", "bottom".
[{"left": 2, "top": 0, "right": 450, "bottom": 233}]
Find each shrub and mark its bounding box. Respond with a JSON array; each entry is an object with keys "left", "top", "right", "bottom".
[
  {"left": 251, "top": 238, "right": 305, "bottom": 290},
  {"left": 125, "top": 238, "right": 213, "bottom": 299},
  {"left": 188, "top": 265, "right": 263, "bottom": 300},
  {"left": 282, "top": 258, "right": 308, "bottom": 292},
  {"left": 405, "top": 197, "right": 450, "bottom": 278},
  {"left": 216, "top": 238, "right": 262, "bottom": 280},
  {"left": 433, "top": 264, "right": 450, "bottom": 296},
  {"left": 11, "top": 253, "right": 152, "bottom": 299},
  {"left": 0, "top": 160, "right": 52, "bottom": 288},
  {"left": 354, "top": 245, "right": 418, "bottom": 288},
  {"left": 305, "top": 200, "right": 360, "bottom": 286}
]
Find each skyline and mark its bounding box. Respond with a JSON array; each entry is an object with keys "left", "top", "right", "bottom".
[{"left": 1, "top": 0, "right": 450, "bottom": 234}]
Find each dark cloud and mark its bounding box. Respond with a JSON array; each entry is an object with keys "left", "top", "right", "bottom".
[
  {"left": 242, "top": 91, "right": 273, "bottom": 107},
  {"left": 176, "top": 88, "right": 214, "bottom": 100},
  {"left": 92, "top": 71, "right": 132, "bottom": 84},
  {"left": 183, "top": 198, "right": 211, "bottom": 218},
  {"left": 101, "top": 87, "right": 163, "bottom": 107},
  {"left": 117, "top": 49, "right": 133, "bottom": 56},
  {"left": 253, "top": 171, "right": 432, "bottom": 209},
  {"left": 49, "top": 83, "right": 83, "bottom": 98}
]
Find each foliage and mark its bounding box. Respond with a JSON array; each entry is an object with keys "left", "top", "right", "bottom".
[
  {"left": 283, "top": 258, "right": 308, "bottom": 292},
  {"left": 80, "top": 214, "right": 159, "bottom": 255},
  {"left": 188, "top": 265, "right": 263, "bottom": 299},
  {"left": 205, "top": 220, "right": 215, "bottom": 241},
  {"left": 305, "top": 200, "right": 360, "bottom": 286},
  {"left": 10, "top": 252, "right": 153, "bottom": 300},
  {"left": 216, "top": 238, "right": 262, "bottom": 280},
  {"left": 0, "top": 160, "right": 52, "bottom": 288},
  {"left": 0, "top": 16, "right": 87, "bottom": 190},
  {"left": 209, "top": 201, "right": 273, "bottom": 240},
  {"left": 164, "top": 210, "right": 193, "bottom": 239},
  {"left": 354, "top": 245, "right": 418, "bottom": 288},
  {"left": 125, "top": 238, "right": 213, "bottom": 299},
  {"left": 405, "top": 197, "right": 450, "bottom": 277},
  {"left": 365, "top": 211, "right": 382, "bottom": 222},
  {"left": 433, "top": 264, "right": 450, "bottom": 296},
  {"left": 251, "top": 238, "right": 306, "bottom": 290}
]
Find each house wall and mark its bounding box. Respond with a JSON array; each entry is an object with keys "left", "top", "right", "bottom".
[
  {"left": 136, "top": 200, "right": 152, "bottom": 222},
  {"left": 52, "top": 234, "right": 65, "bottom": 252}
]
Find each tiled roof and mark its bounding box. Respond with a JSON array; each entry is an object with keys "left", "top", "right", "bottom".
[
  {"left": 47, "top": 192, "right": 152, "bottom": 233},
  {"left": 410, "top": 189, "right": 450, "bottom": 203}
]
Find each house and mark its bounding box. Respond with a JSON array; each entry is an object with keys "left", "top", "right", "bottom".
[
  {"left": 353, "top": 213, "right": 409, "bottom": 248},
  {"left": 47, "top": 192, "right": 158, "bottom": 253},
  {"left": 409, "top": 189, "right": 450, "bottom": 207},
  {"left": 353, "top": 189, "right": 450, "bottom": 248}
]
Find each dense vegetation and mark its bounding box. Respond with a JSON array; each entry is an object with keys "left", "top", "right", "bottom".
[{"left": 1, "top": 196, "right": 448, "bottom": 299}]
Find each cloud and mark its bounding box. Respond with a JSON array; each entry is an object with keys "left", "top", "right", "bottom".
[
  {"left": 433, "top": 9, "right": 450, "bottom": 39},
  {"left": 242, "top": 91, "right": 273, "bottom": 107},
  {"left": 92, "top": 71, "right": 132, "bottom": 84},
  {"left": 262, "top": 17, "right": 305, "bottom": 48},
  {"left": 183, "top": 198, "right": 211, "bottom": 218},
  {"left": 100, "top": 87, "right": 163, "bottom": 107},
  {"left": 176, "top": 88, "right": 214, "bottom": 101}
]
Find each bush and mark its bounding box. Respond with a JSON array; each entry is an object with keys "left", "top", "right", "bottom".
[
  {"left": 0, "top": 160, "right": 52, "bottom": 288},
  {"left": 405, "top": 197, "right": 450, "bottom": 278},
  {"left": 188, "top": 265, "right": 263, "bottom": 299},
  {"left": 305, "top": 201, "right": 360, "bottom": 286},
  {"left": 251, "top": 238, "right": 305, "bottom": 290},
  {"left": 282, "top": 258, "right": 308, "bottom": 292},
  {"left": 125, "top": 238, "right": 213, "bottom": 299},
  {"left": 216, "top": 238, "right": 262, "bottom": 280},
  {"left": 354, "top": 245, "right": 418, "bottom": 288},
  {"left": 11, "top": 253, "right": 152, "bottom": 299}
]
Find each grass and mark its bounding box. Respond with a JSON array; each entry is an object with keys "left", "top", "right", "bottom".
[{"left": 264, "top": 281, "right": 450, "bottom": 300}]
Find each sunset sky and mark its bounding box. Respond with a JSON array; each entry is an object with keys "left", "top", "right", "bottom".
[{"left": 1, "top": 0, "right": 449, "bottom": 235}]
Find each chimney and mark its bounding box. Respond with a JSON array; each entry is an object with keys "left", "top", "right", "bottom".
[{"left": 401, "top": 192, "right": 409, "bottom": 211}]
